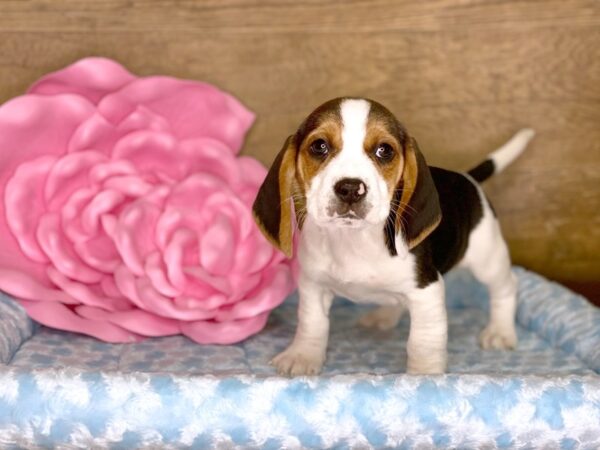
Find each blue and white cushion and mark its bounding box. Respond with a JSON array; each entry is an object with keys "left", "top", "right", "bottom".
[{"left": 1, "top": 267, "right": 599, "bottom": 449}]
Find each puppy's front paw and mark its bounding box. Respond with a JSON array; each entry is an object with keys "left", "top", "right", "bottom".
[
  {"left": 479, "top": 325, "right": 517, "bottom": 350},
  {"left": 270, "top": 346, "right": 325, "bottom": 376},
  {"left": 406, "top": 351, "right": 447, "bottom": 375}
]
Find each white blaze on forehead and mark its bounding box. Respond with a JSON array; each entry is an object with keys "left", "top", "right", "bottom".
[
  {"left": 307, "top": 98, "right": 391, "bottom": 226},
  {"left": 339, "top": 99, "right": 371, "bottom": 157}
]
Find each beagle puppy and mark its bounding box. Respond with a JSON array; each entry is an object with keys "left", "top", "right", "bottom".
[{"left": 253, "top": 97, "right": 534, "bottom": 376}]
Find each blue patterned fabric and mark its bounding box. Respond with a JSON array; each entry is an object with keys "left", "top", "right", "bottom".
[
  {"left": 0, "top": 292, "right": 34, "bottom": 364},
  {"left": 0, "top": 267, "right": 599, "bottom": 448}
]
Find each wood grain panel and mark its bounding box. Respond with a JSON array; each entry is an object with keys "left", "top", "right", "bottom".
[
  {"left": 0, "top": 0, "right": 598, "bottom": 32},
  {"left": 0, "top": 0, "right": 598, "bottom": 282}
]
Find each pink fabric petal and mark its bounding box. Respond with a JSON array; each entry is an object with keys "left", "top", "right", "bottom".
[
  {"left": 100, "top": 213, "right": 117, "bottom": 239},
  {"left": 112, "top": 130, "right": 179, "bottom": 179},
  {"left": 183, "top": 266, "right": 231, "bottom": 298},
  {"left": 163, "top": 228, "right": 195, "bottom": 290},
  {"left": 139, "top": 185, "right": 170, "bottom": 209},
  {"left": 47, "top": 267, "right": 131, "bottom": 311},
  {"left": 0, "top": 95, "right": 95, "bottom": 284},
  {"left": 61, "top": 186, "right": 98, "bottom": 243},
  {"left": 177, "top": 138, "right": 241, "bottom": 183},
  {"left": 166, "top": 173, "right": 227, "bottom": 208},
  {"left": 154, "top": 178, "right": 224, "bottom": 251},
  {"left": 73, "top": 235, "right": 120, "bottom": 273},
  {"left": 113, "top": 264, "right": 145, "bottom": 310},
  {"left": 237, "top": 156, "right": 268, "bottom": 187},
  {"left": 198, "top": 191, "right": 253, "bottom": 242},
  {"left": 231, "top": 234, "right": 274, "bottom": 275},
  {"left": 135, "top": 278, "right": 219, "bottom": 320},
  {"left": 0, "top": 94, "right": 95, "bottom": 167},
  {"left": 161, "top": 227, "right": 231, "bottom": 302},
  {"left": 0, "top": 94, "right": 96, "bottom": 206},
  {"left": 98, "top": 77, "right": 254, "bottom": 153},
  {"left": 115, "top": 262, "right": 219, "bottom": 319},
  {"left": 44, "top": 151, "right": 107, "bottom": 210},
  {"left": 4, "top": 155, "right": 56, "bottom": 262},
  {"left": 67, "top": 113, "right": 120, "bottom": 154},
  {"left": 215, "top": 268, "right": 293, "bottom": 322},
  {"left": 117, "top": 105, "right": 171, "bottom": 134},
  {"left": 180, "top": 312, "right": 270, "bottom": 345},
  {"left": 0, "top": 268, "right": 76, "bottom": 303},
  {"left": 100, "top": 275, "right": 123, "bottom": 299},
  {"left": 173, "top": 294, "right": 226, "bottom": 311},
  {"left": 89, "top": 159, "right": 137, "bottom": 184},
  {"left": 199, "top": 213, "right": 235, "bottom": 276},
  {"left": 76, "top": 305, "right": 180, "bottom": 337},
  {"left": 191, "top": 273, "right": 260, "bottom": 310},
  {"left": 223, "top": 273, "right": 262, "bottom": 305},
  {"left": 102, "top": 175, "right": 153, "bottom": 198},
  {"left": 113, "top": 201, "right": 161, "bottom": 276},
  {"left": 20, "top": 300, "right": 144, "bottom": 343},
  {"left": 235, "top": 156, "right": 270, "bottom": 206},
  {"left": 154, "top": 208, "right": 184, "bottom": 251},
  {"left": 236, "top": 184, "right": 264, "bottom": 210},
  {"left": 144, "top": 251, "right": 181, "bottom": 297},
  {"left": 116, "top": 259, "right": 222, "bottom": 320},
  {"left": 28, "top": 57, "right": 136, "bottom": 105},
  {"left": 81, "top": 189, "right": 125, "bottom": 234},
  {"left": 36, "top": 213, "right": 103, "bottom": 284}
]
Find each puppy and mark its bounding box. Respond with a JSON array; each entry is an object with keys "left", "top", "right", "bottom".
[{"left": 253, "top": 97, "right": 534, "bottom": 376}]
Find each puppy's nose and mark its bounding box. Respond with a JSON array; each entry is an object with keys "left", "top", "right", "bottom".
[{"left": 334, "top": 178, "right": 367, "bottom": 204}]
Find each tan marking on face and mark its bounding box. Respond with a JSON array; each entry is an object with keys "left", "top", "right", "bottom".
[
  {"left": 296, "top": 112, "right": 343, "bottom": 192},
  {"left": 291, "top": 176, "right": 307, "bottom": 229},
  {"left": 396, "top": 144, "right": 418, "bottom": 234},
  {"left": 363, "top": 117, "right": 404, "bottom": 199}
]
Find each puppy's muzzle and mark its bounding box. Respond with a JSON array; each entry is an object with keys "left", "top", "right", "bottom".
[{"left": 334, "top": 178, "right": 367, "bottom": 204}]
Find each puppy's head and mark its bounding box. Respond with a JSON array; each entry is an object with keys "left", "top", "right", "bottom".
[{"left": 253, "top": 98, "right": 441, "bottom": 257}]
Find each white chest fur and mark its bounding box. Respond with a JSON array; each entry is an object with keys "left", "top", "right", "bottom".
[{"left": 298, "top": 218, "right": 419, "bottom": 304}]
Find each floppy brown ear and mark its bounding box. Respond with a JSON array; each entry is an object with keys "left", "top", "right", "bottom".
[
  {"left": 252, "top": 135, "right": 298, "bottom": 258},
  {"left": 385, "top": 136, "right": 442, "bottom": 255}
]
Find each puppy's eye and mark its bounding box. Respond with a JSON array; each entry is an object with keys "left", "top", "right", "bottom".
[
  {"left": 374, "top": 143, "right": 394, "bottom": 162},
  {"left": 310, "top": 139, "right": 330, "bottom": 157}
]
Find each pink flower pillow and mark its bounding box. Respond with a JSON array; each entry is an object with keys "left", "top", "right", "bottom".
[{"left": 0, "top": 58, "right": 295, "bottom": 344}]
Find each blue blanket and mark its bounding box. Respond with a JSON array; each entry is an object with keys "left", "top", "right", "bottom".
[{"left": 1, "top": 267, "right": 599, "bottom": 448}]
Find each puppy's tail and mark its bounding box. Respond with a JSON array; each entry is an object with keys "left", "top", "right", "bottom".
[{"left": 467, "top": 128, "right": 535, "bottom": 183}]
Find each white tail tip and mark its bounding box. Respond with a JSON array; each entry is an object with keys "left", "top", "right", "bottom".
[{"left": 491, "top": 128, "right": 535, "bottom": 173}]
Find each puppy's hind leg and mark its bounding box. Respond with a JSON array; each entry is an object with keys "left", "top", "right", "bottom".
[
  {"left": 459, "top": 180, "right": 518, "bottom": 350},
  {"left": 358, "top": 305, "right": 405, "bottom": 331},
  {"left": 463, "top": 214, "right": 518, "bottom": 350},
  {"left": 474, "top": 249, "right": 518, "bottom": 350}
]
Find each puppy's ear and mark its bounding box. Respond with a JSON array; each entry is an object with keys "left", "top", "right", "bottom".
[
  {"left": 252, "top": 135, "right": 298, "bottom": 258},
  {"left": 385, "top": 136, "right": 442, "bottom": 255}
]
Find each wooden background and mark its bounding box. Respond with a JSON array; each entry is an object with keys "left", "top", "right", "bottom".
[{"left": 0, "top": 0, "right": 598, "bottom": 285}]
